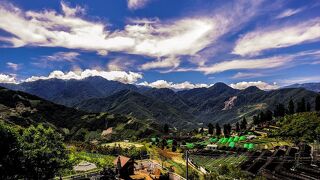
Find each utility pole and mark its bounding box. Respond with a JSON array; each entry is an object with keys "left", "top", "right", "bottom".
[{"left": 185, "top": 150, "right": 189, "bottom": 180}]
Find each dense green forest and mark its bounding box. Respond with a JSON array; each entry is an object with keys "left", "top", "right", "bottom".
[{"left": 0, "top": 123, "right": 69, "bottom": 179}]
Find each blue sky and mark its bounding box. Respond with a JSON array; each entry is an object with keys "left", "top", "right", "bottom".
[{"left": 0, "top": 0, "right": 320, "bottom": 90}]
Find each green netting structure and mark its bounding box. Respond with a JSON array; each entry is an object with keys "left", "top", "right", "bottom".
[
  {"left": 248, "top": 143, "right": 254, "bottom": 150},
  {"left": 239, "top": 136, "right": 247, "bottom": 141},
  {"left": 221, "top": 138, "right": 228, "bottom": 144},
  {"left": 244, "top": 143, "right": 249, "bottom": 149},
  {"left": 218, "top": 138, "right": 223, "bottom": 143},
  {"left": 233, "top": 136, "right": 239, "bottom": 142},
  {"left": 229, "top": 142, "right": 235, "bottom": 148},
  {"left": 186, "top": 143, "right": 195, "bottom": 149},
  {"left": 209, "top": 138, "right": 218, "bottom": 143},
  {"left": 167, "top": 139, "right": 173, "bottom": 145},
  {"left": 227, "top": 137, "right": 234, "bottom": 143}
]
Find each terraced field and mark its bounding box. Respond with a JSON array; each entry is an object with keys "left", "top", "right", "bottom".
[
  {"left": 189, "top": 154, "right": 247, "bottom": 172},
  {"left": 237, "top": 138, "right": 292, "bottom": 150}
]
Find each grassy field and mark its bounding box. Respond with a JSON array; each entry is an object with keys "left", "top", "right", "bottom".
[
  {"left": 189, "top": 154, "right": 247, "bottom": 173},
  {"left": 102, "top": 141, "right": 144, "bottom": 148},
  {"left": 69, "top": 151, "right": 115, "bottom": 168}
]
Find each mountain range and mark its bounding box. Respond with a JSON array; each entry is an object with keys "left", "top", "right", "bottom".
[
  {"left": 1, "top": 78, "right": 319, "bottom": 128},
  {"left": 0, "top": 86, "right": 161, "bottom": 140},
  {"left": 284, "top": 82, "right": 320, "bottom": 93}
]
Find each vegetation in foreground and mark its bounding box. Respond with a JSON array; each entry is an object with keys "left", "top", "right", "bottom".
[{"left": 0, "top": 123, "right": 69, "bottom": 179}]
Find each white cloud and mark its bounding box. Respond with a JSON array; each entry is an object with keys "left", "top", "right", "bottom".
[
  {"left": 230, "top": 81, "right": 278, "bottom": 90},
  {"left": 192, "top": 56, "right": 292, "bottom": 74},
  {"left": 6, "top": 62, "right": 21, "bottom": 71},
  {"left": 127, "top": 0, "right": 149, "bottom": 10},
  {"left": 279, "top": 76, "right": 320, "bottom": 86},
  {"left": 0, "top": 73, "right": 17, "bottom": 83},
  {"left": 25, "top": 69, "right": 143, "bottom": 84},
  {"left": 138, "top": 80, "right": 211, "bottom": 90},
  {"left": 140, "top": 57, "right": 180, "bottom": 70},
  {"left": 233, "top": 18, "right": 320, "bottom": 56},
  {"left": 41, "top": 52, "right": 80, "bottom": 62},
  {"left": 232, "top": 72, "right": 264, "bottom": 79},
  {"left": 0, "top": 2, "right": 221, "bottom": 59},
  {"left": 61, "top": 1, "right": 85, "bottom": 16},
  {"left": 107, "top": 58, "right": 134, "bottom": 71},
  {"left": 275, "top": 8, "right": 303, "bottom": 19}
]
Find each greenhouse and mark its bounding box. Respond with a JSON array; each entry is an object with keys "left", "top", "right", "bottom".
[
  {"left": 209, "top": 137, "right": 218, "bottom": 143},
  {"left": 167, "top": 139, "right": 173, "bottom": 145},
  {"left": 186, "top": 143, "right": 195, "bottom": 149},
  {"left": 229, "top": 142, "right": 235, "bottom": 148},
  {"left": 239, "top": 136, "right": 247, "bottom": 141}
]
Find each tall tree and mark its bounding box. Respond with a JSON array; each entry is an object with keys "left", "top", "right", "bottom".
[
  {"left": 215, "top": 123, "right": 221, "bottom": 136},
  {"left": 288, "top": 99, "right": 295, "bottom": 114},
  {"left": 240, "top": 117, "right": 247, "bottom": 130},
  {"left": 199, "top": 127, "right": 204, "bottom": 134},
  {"left": 21, "top": 124, "right": 69, "bottom": 179},
  {"left": 223, "top": 124, "right": 230, "bottom": 137},
  {"left": 306, "top": 102, "right": 311, "bottom": 112},
  {"left": 259, "top": 111, "right": 265, "bottom": 123},
  {"left": 274, "top": 103, "right": 286, "bottom": 117},
  {"left": 297, "top": 98, "right": 306, "bottom": 113},
  {"left": 253, "top": 115, "right": 260, "bottom": 125},
  {"left": 316, "top": 95, "right": 320, "bottom": 111},
  {"left": 265, "top": 110, "right": 273, "bottom": 122},
  {"left": 163, "top": 124, "right": 169, "bottom": 134},
  {"left": 235, "top": 122, "right": 240, "bottom": 132},
  {"left": 207, "top": 123, "right": 214, "bottom": 135}
]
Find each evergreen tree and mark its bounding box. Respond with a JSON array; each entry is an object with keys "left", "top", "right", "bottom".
[
  {"left": 223, "top": 124, "right": 230, "bottom": 137},
  {"left": 164, "top": 124, "right": 169, "bottom": 134},
  {"left": 301, "top": 98, "right": 306, "bottom": 112},
  {"left": 253, "top": 115, "right": 260, "bottom": 125},
  {"left": 215, "top": 123, "right": 221, "bottom": 136},
  {"left": 235, "top": 122, "right": 240, "bottom": 132},
  {"left": 227, "top": 124, "right": 232, "bottom": 134},
  {"left": 259, "top": 111, "right": 265, "bottom": 123},
  {"left": 297, "top": 98, "right": 306, "bottom": 113},
  {"left": 265, "top": 110, "right": 273, "bottom": 122},
  {"left": 199, "top": 127, "right": 204, "bottom": 134},
  {"left": 208, "top": 123, "right": 214, "bottom": 135},
  {"left": 316, "top": 95, "right": 320, "bottom": 111},
  {"left": 288, "top": 99, "right": 295, "bottom": 114},
  {"left": 306, "top": 102, "right": 311, "bottom": 112},
  {"left": 274, "top": 103, "right": 286, "bottom": 117},
  {"left": 240, "top": 117, "right": 247, "bottom": 130}
]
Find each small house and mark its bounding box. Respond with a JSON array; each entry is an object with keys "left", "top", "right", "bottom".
[{"left": 114, "top": 155, "right": 134, "bottom": 179}]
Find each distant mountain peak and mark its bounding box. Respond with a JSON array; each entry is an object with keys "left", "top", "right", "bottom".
[
  {"left": 242, "top": 86, "right": 264, "bottom": 93},
  {"left": 210, "top": 82, "right": 232, "bottom": 90}
]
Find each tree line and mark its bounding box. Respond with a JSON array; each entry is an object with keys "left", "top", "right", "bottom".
[{"left": 253, "top": 95, "right": 320, "bottom": 125}]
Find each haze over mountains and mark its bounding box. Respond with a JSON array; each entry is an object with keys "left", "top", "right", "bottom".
[
  {"left": 284, "top": 83, "right": 320, "bottom": 93},
  {"left": 1, "top": 77, "right": 319, "bottom": 128}
]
